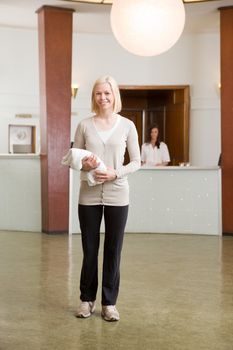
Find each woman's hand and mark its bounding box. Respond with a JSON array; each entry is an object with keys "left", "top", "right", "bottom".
[
  {"left": 81, "top": 155, "right": 99, "bottom": 171},
  {"left": 94, "top": 167, "right": 117, "bottom": 182}
]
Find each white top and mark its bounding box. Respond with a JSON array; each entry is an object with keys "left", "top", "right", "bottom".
[
  {"left": 96, "top": 116, "right": 120, "bottom": 143},
  {"left": 141, "top": 142, "right": 170, "bottom": 166}
]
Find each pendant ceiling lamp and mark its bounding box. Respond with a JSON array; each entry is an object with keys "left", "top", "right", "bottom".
[{"left": 110, "top": 0, "right": 186, "bottom": 57}]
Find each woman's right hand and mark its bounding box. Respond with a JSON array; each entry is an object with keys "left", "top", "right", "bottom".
[{"left": 81, "top": 155, "right": 99, "bottom": 171}]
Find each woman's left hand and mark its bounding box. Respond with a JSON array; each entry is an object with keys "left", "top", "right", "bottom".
[{"left": 94, "top": 167, "right": 117, "bottom": 182}]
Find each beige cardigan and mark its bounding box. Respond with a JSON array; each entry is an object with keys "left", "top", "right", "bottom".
[{"left": 73, "top": 115, "right": 141, "bottom": 206}]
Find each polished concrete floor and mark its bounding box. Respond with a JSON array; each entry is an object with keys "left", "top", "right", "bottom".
[{"left": 0, "top": 231, "right": 233, "bottom": 350}]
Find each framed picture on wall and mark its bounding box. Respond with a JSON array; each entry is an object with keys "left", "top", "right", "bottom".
[{"left": 8, "top": 125, "right": 36, "bottom": 153}]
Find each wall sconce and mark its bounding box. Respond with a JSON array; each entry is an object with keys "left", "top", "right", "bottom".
[
  {"left": 71, "top": 84, "right": 79, "bottom": 99},
  {"left": 216, "top": 82, "right": 221, "bottom": 97}
]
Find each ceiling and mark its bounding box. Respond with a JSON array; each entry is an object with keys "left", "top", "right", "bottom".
[{"left": 0, "top": 0, "right": 232, "bottom": 34}]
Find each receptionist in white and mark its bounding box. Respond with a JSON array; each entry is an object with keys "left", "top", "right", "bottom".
[{"left": 141, "top": 124, "right": 170, "bottom": 166}]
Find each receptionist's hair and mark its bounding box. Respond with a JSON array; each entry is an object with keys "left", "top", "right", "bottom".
[{"left": 145, "top": 124, "right": 161, "bottom": 148}]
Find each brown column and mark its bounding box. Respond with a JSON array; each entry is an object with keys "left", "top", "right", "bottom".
[
  {"left": 37, "top": 6, "right": 74, "bottom": 233},
  {"left": 219, "top": 7, "right": 233, "bottom": 234}
]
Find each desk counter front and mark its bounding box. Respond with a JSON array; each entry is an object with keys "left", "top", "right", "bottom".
[
  {"left": 0, "top": 153, "right": 41, "bottom": 232},
  {"left": 70, "top": 166, "right": 222, "bottom": 236}
]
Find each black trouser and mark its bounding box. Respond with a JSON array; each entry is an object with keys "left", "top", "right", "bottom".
[{"left": 78, "top": 204, "right": 129, "bottom": 305}]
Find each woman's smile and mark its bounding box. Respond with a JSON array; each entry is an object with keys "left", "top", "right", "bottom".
[{"left": 94, "top": 83, "right": 114, "bottom": 110}]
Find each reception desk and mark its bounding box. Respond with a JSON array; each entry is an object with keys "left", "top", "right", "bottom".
[
  {"left": 70, "top": 166, "right": 222, "bottom": 235},
  {"left": 0, "top": 155, "right": 221, "bottom": 236}
]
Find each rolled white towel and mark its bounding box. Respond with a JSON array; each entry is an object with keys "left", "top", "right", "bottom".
[{"left": 61, "top": 148, "right": 107, "bottom": 186}]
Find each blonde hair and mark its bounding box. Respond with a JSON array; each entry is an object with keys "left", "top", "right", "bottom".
[{"left": 91, "top": 76, "right": 122, "bottom": 114}]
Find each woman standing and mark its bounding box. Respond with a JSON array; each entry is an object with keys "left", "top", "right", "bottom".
[
  {"left": 141, "top": 124, "right": 170, "bottom": 166},
  {"left": 73, "top": 76, "right": 140, "bottom": 321}
]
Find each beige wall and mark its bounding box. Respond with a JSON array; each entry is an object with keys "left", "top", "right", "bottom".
[{"left": 0, "top": 27, "right": 220, "bottom": 166}]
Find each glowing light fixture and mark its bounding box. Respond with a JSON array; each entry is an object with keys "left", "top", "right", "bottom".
[
  {"left": 110, "top": 0, "right": 186, "bottom": 57},
  {"left": 71, "top": 84, "right": 79, "bottom": 98}
]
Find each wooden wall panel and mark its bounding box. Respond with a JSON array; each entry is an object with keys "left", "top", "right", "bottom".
[
  {"left": 219, "top": 6, "right": 233, "bottom": 234},
  {"left": 37, "top": 6, "right": 74, "bottom": 233}
]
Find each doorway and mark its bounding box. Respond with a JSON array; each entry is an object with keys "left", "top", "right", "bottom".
[{"left": 120, "top": 85, "right": 190, "bottom": 165}]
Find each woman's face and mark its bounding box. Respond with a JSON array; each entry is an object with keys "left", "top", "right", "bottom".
[
  {"left": 150, "top": 127, "right": 159, "bottom": 142},
  {"left": 94, "top": 82, "right": 115, "bottom": 112}
]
